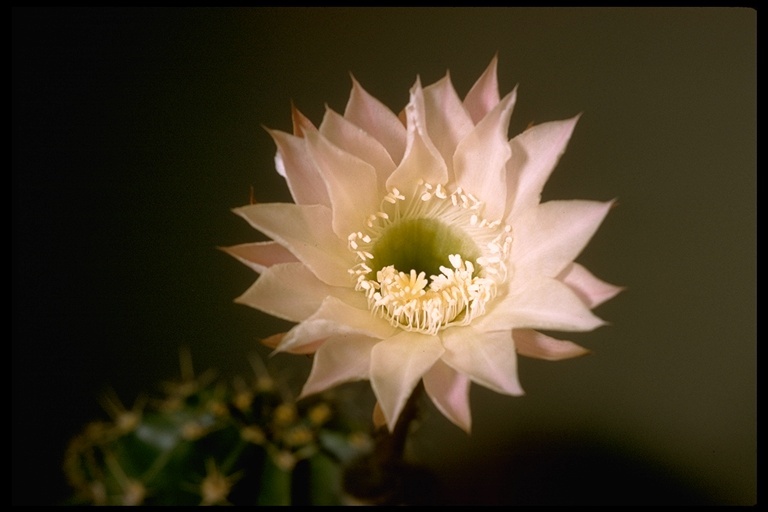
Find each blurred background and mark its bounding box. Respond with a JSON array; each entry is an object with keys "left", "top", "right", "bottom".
[{"left": 13, "top": 7, "right": 755, "bottom": 505}]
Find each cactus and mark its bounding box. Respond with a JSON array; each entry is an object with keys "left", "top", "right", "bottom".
[{"left": 63, "top": 350, "right": 372, "bottom": 505}]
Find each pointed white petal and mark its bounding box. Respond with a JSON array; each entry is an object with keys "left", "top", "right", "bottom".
[
  {"left": 268, "top": 128, "right": 331, "bottom": 207},
  {"left": 370, "top": 331, "right": 444, "bottom": 431},
  {"left": 558, "top": 262, "right": 624, "bottom": 308},
  {"left": 278, "top": 296, "right": 396, "bottom": 353},
  {"left": 319, "top": 107, "right": 396, "bottom": 192},
  {"left": 290, "top": 103, "right": 316, "bottom": 136},
  {"left": 505, "top": 116, "right": 580, "bottom": 220},
  {"left": 220, "top": 241, "right": 297, "bottom": 274},
  {"left": 423, "top": 360, "right": 472, "bottom": 433},
  {"left": 233, "top": 203, "right": 352, "bottom": 287},
  {"left": 463, "top": 55, "right": 501, "bottom": 124},
  {"left": 304, "top": 130, "right": 380, "bottom": 238},
  {"left": 441, "top": 327, "right": 524, "bottom": 397},
  {"left": 300, "top": 334, "right": 380, "bottom": 398},
  {"left": 453, "top": 89, "right": 516, "bottom": 220},
  {"left": 234, "top": 262, "right": 333, "bottom": 322},
  {"left": 386, "top": 86, "right": 449, "bottom": 197},
  {"left": 513, "top": 328, "right": 590, "bottom": 361},
  {"left": 513, "top": 199, "right": 614, "bottom": 278},
  {"left": 484, "top": 276, "right": 606, "bottom": 332},
  {"left": 344, "top": 77, "right": 407, "bottom": 164},
  {"left": 422, "top": 74, "right": 474, "bottom": 180}
]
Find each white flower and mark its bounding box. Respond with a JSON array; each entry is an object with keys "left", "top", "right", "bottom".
[{"left": 224, "top": 57, "right": 621, "bottom": 433}]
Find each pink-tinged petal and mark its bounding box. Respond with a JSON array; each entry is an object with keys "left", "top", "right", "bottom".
[
  {"left": 558, "top": 262, "right": 624, "bottom": 308},
  {"left": 513, "top": 199, "right": 614, "bottom": 278},
  {"left": 453, "top": 89, "right": 516, "bottom": 220},
  {"left": 385, "top": 84, "right": 449, "bottom": 196},
  {"left": 319, "top": 107, "right": 396, "bottom": 192},
  {"left": 300, "top": 334, "right": 380, "bottom": 398},
  {"left": 344, "top": 76, "right": 407, "bottom": 164},
  {"left": 505, "top": 116, "right": 581, "bottom": 220},
  {"left": 513, "top": 328, "right": 590, "bottom": 361},
  {"left": 423, "top": 360, "right": 472, "bottom": 433},
  {"left": 372, "top": 402, "right": 386, "bottom": 430},
  {"left": 484, "top": 276, "right": 606, "bottom": 332},
  {"left": 278, "top": 296, "right": 395, "bottom": 354},
  {"left": 291, "top": 103, "right": 315, "bottom": 136},
  {"left": 422, "top": 74, "right": 474, "bottom": 180},
  {"left": 220, "top": 241, "right": 297, "bottom": 274},
  {"left": 233, "top": 203, "right": 351, "bottom": 287},
  {"left": 304, "top": 130, "right": 380, "bottom": 238},
  {"left": 370, "top": 331, "right": 444, "bottom": 431},
  {"left": 463, "top": 55, "right": 501, "bottom": 124},
  {"left": 441, "top": 328, "right": 524, "bottom": 397},
  {"left": 268, "top": 128, "right": 331, "bottom": 207},
  {"left": 234, "top": 262, "right": 331, "bottom": 322}
]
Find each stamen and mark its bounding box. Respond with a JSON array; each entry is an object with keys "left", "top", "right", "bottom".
[{"left": 347, "top": 183, "right": 513, "bottom": 335}]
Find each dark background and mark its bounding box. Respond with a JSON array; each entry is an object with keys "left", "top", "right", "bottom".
[{"left": 13, "top": 7, "right": 755, "bottom": 505}]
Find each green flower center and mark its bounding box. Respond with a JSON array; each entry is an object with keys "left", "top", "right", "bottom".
[
  {"left": 369, "top": 218, "right": 481, "bottom": 278},
  {"left": 348, "top": 182, "right": 512, "bottom": 335}
]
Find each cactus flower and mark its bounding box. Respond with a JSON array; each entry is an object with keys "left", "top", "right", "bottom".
[{"left": 225, "top": 57, "right": 621, "bottom": 432}]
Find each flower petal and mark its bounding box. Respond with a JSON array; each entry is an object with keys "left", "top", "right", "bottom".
[
  {"left": 290, "top": 103, "right": 316, "bottom": 136},
  {"left": 558, "top": 262, "right": 624, "bottom": 308},
  {"left": 423, "top": 360, "right": 472, "bottom": 433},
  {"left": 269, "top": 128, "right": 331, "bottom": 207},
  {"left": 319, "top": 107, "right": 396, "bottom": 191},
  {"left": 484, "top": 276, "right": 606, "bottom": 332},
  {"left": 385, "top": 84, "right": 449, "bottom": 196},
  {"left": 233, "top": 203, "right": 351, "bottom": 287},
  {"left": 422, "top": 74, "right": 474, "bottom": 180},
  {"left": 441, "top": 327, "right": 524, "bottom": 397},
  {"left": 513, "top": 199, "right": 614, "bottom": 278},
  {"left": 370, "top": 331, "right": 444, "bottom": 431},
  {"left": 453, "top": 89, "right": 516, "bottom": 220},
  {"left": 513, "top": 328, "right": 590, "bottom": 361},
  {"left": 304, "top": 129, "right": 381, "bottom": 238},
  {"left": 234, "top": 262, "right": 333, "bottom": 322},
  {"left": 505, "top": 116, "right": 580, "bottom": 220},
  {"left": 278, "top": 296, "right": 396, "bottom": 354},
  {"left": 220, "top": 241, "right": 297, "bottom": 274},
  {"left": 344, "top": 76, "right": 407, "bottom": 164},
  {"left": 300, "top": 334, "right": 380, "bottom": 398},
  {"left": 463, "top": 55, "right": 501, "bottom": 125}
]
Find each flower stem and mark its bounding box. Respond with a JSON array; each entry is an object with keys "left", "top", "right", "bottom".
[{"left": 342, "top": 384, "right": 434, "bottom": 505}]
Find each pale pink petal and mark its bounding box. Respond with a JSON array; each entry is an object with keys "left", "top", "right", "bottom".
[
  {"left": 372, "top": 402, "right": 386, "bottom": 430},
  {"left": 278, "top": 296, "right": 396, "bottom": 354},
  {"left": 233, "top": 203, "right": 351, "bottom": 287},
  {"left": 291, "top": 103, "right": 315, "bottom": 136},
  {"left": 300, "top": 334, "right": 380, "bottom": 398},
  {"left": 304, "top": 130, "right": 380, "bottom": 238},
  {"left": 269, "top": 128, "right": 331, "bottom": 207},
  {"left": 513, "top": 199, "right": 614, "bottom": 278},
  {"left": 558, "top": 262, "right": 624, "bottom": 308},
  {"left": 319, "top": 107, "right": 396, "bottom": 192},
  {"left": 422, "top": 74, "right": 474, "bottom": 180},
  {"left": 453, "top": 89, "right": 516, "bottom": 220},
  {"left": 423, "top": 360, "right": 472, "bottom": 433},
  {"left": 513, "top": 328, "right": 590, "bottom": 361},
  {"left": 463, "top": 55, "right": 501, "bottom": 124},
  {"left": 344, "top": 77, "right": 407, "bottom": 164},
  {"left": 483, "top": 276, "right": 606, "bottom": 332},
  {"left": 219, "top": 241, "right": 297, "bottom": 274},
  {"left": 234, "top": 262, "right": 331, "bottom": 322},
  {"left": 385, "top": 84, "right": 449, "bottom": 197},
  {"left": 505, "top": 116, "right": 581, "bottom": 220},
  {"left": 370, "top": 331, "right": 444, "bottom": 431},
  {"left": 441, "top": 328, "right": 524, "bottom": 397}
]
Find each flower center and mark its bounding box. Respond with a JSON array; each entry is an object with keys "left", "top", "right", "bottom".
[{"left": 348, "top": 182, "right": 512, "bottom": 335}]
